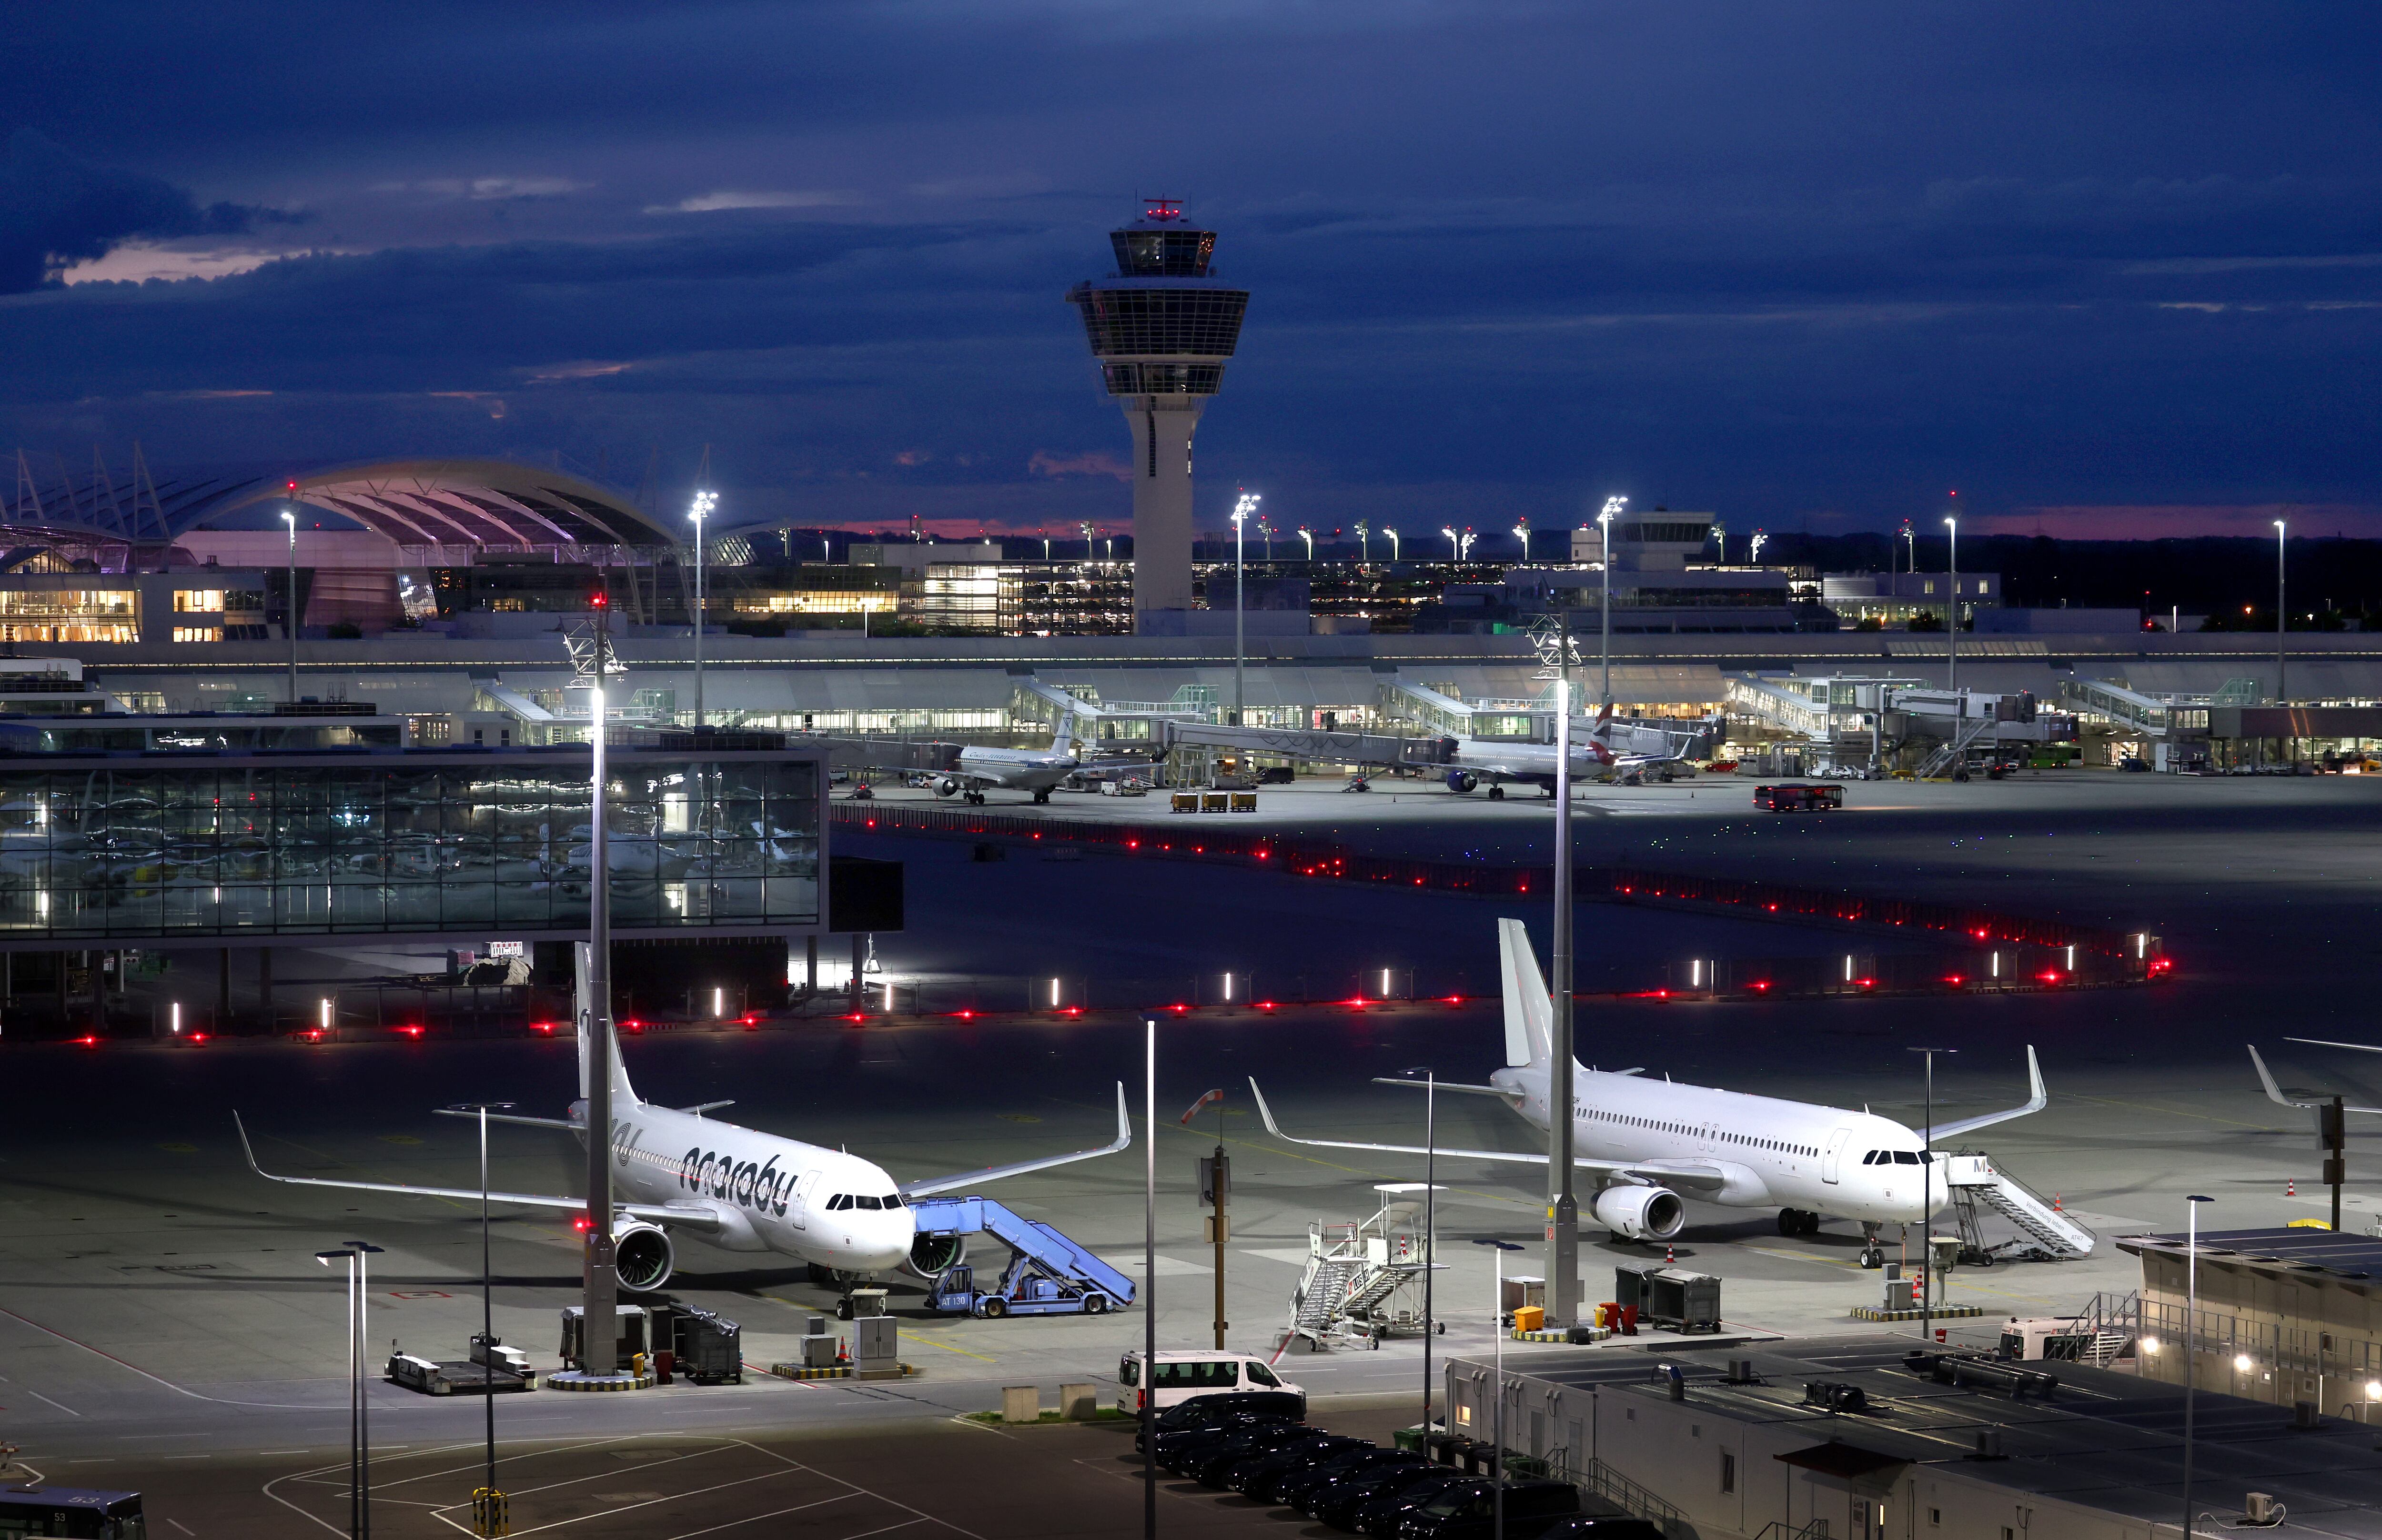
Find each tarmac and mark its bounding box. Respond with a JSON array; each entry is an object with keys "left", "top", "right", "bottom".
[{"left": 3, "top": 767, "right": 2377, "bottom": 1535}]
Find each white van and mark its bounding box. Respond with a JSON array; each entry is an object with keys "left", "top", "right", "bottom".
[{"left": 1116, "top": 1350, "right": 1305, "bottom": 1415}]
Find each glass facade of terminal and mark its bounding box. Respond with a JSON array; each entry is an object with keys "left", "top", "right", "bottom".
[{"left": 0, "top": 749, "right": 821, "bottom": 940}]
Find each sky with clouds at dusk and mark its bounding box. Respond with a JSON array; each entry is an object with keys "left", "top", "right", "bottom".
[{"left": 2, "top": 2, "right": 2379, "bottom": 543}]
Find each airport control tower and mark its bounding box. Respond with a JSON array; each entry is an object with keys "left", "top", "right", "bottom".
[{"left": 1068, "top": 200, "right": 1250, "bottom": 629}]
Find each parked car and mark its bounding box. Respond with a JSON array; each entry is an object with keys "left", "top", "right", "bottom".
[
  {"left": 1313, "top": 1461, "right": 1460, "bottom": 1529},
  {"left": 1276, "top": 1448, "right": 1426, "bottom": 1509},
  {"left": 1354, "top": 1473, "right": 1479, "bottom": 1536},
  {"left": 2118, "top": 757, "right": 2151, "bottom": 772},
  {"left": 1165, "top": 1419, "right": 1315, "bottom": 1480},
  {"left": 1224, "top": 1433, "right": 1374, "bottom": 1500},
  {"left": 1119, "top": 1349, "right": 1305, "bottom": 1416},
  {"left": 1395, "top": 1479, "right": 1583, "bottom": 1540},
  {"left": 1149, "top": 1410, "right": 1298, "bottom": 1464},
  {"left": 1134, "top": 1390, "right": 1308, "bottom": 1452}
]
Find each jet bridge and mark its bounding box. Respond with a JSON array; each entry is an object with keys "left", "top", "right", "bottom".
[{"left": 1153, "top": 718, "right": 1456, "bottom": 771}]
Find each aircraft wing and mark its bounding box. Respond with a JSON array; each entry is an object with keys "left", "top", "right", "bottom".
[
  {"left": 2249, "top": 1046, "right": 2382, "bottom": 1115},
  {"left": 1368, "top": 1077, "right": 1512, "bottom": 1097},
  {"left": 2285, "top": 1037, "right": 2382, "bottom": 1055},
  {"left": 234, "top": 1113, "right": 728, "bottom": 1233},
  {"left": 898, "top": 1083, "right": 1133, "bottom": 1198},
  {"left": 1248, "top": 1079, "right": 1727, "bottom": 1194},
  {"left": 1928, "top": 1046, "right": 2049, "bottom": 1139}
]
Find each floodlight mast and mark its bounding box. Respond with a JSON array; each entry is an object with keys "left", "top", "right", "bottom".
[
  {"left": 281, "top": 495, "right": 299, "bottom": 705},
  {"left": 1597, "top": 496, "right": 1626, "bottom": 709},
  {"left": 688, "top": 490, "right": 717, "bottom": 729},
  {"left": 1230, "top": 493, "right": 1258, "bottom": 727}
]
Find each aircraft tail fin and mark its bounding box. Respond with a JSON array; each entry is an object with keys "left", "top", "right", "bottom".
[
  {"left": 575, "top": 941, "right": 638, "bottom": 1106},
  {"left": 1497, "top": 918, "right": 1555, "bottom": 1069},
  {"left": 1053, "top": 705, "right": 1078, "bottom": 758}
]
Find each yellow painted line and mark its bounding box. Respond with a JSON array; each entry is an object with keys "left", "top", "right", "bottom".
[
  {"left": 1747, "top": 1246, "right": 1857, "bottom": 1270},
  {"left": 899, "top": 1329, "right": 997, "bottom": 1363}
]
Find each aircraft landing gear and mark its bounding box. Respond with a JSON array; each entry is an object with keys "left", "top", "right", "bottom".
[
  {"left": 1487, "top": 785, "right": 1505, "bottom": 801},
  {"left": 1776, "top": 1208, "right": 1821, "bottom": 1238},
  {"left": 1032, "top": 788, "right": 1051, "bottom": 804},
  {"left": 1858, "top": 1223, "right": 1886, "bottom": 1269},
  {"left": 965, "top": 790, "right": 986, "bottom": 805}
]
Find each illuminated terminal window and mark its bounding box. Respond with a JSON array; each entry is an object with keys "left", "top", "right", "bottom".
[
  {"left": 0, "top": 588, "right": 138, "bottom": 644},
  {"left": 738, "top": 592, "right": 896, "bottom": 616}
]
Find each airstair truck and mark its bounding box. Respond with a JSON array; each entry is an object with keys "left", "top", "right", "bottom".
[{"left": 911, "top": 1195, "right": 1137, "bottom": 1319}]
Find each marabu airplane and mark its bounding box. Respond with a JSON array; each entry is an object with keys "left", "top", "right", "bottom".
[
  {"left": 1442, "top": 704, "right": 1709, "bottom": 799},
  {"left": 239, "top": 957, "right": 1131, "bottom": 1295},
  {"left": 1254, "top": 919, "right": 2059, "bottom": 1268}
]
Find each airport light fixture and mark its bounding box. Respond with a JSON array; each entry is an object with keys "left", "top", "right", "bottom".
[
  {"left": 1512, "top": 519, "right": 1530, "bottom": 562},
  {"left": 1474, "top": 1237, "right": 1527, "bottom": 1537},
  {"left": 317, "top": 1248, "right": 363, "bottom": 1538},
  {"left": 1298, "top": 526, "right": 1314, "bottom": 562},
  {"left": 448, "top": 1100, "right": 517, "bottom": 1535},
  {"left": 2182, "top": 1193, "right": 2214, "bottom": 1540},
  {"left": 1231, "top": 493, "right": 1259, "bottom": 727},
  {"left": 2274, "top": 519, "right": 2288, "bottom": 705},
  {"left": 1356, "top": 521, "right": 1369, "bottom": 563},
  {"left": 1906, "top": 1047, "right": 1955, "bottom": 1347},
  {"left": 281, "top": 500, "right": 300, "bottom": 705},
  {"left": 1460, "top": 528, "right": 1476, "bottom": 561},
  {"left": 1384, "top": 526, "right": 1400, "bottom": 561},
  {"left": 1548, "top": 677, "right": 1578, "bottom": 1326},
  {"left": 1141, "top": 1017, "right": 1158, "bottom": 1540},
  {"left": 1442, "top": 525, "right": 1460, "bottom": 561},
  {"left": 1748, "top": 529, "right": 1766, "bottom": 564},
  {"left": 688, "top": 489, "right": 718, "bottom": 728}
]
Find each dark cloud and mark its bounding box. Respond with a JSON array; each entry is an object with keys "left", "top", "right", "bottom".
[
  {"left": 2, "top": 4, "right": 2382, "bottom": 528},
  {"left": 0, "top": 128, "right": 293, "bottom": 293}
]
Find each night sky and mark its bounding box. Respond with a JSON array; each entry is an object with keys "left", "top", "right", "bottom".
[{"left": 3, "top": 3, "right": 2379, "bottom": 543}]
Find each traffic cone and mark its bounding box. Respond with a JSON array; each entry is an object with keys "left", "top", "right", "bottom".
[
  {"left": 2052, "top": 1193, "right": 2062, "bottom": 1212},
  {"left": 2288, "top": 1179, "right": 2297, "bottom": 1198},
  {"left": 1665, "top": 1245, "right": 1675, "bottom": 1265}
]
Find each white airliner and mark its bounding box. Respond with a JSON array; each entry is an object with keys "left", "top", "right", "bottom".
[
  {"left": 2249, "top": 1040, "right": 2382, "bottom": 1114},
  {"left": 1253, "top": 919, "right": 2051, "bottom": 1267},
  {"left": 1443, "top": 706, "right": 1702, "bottom": 799},
  {"left": 238, "top": 969, "right": 1132, "bottom": 1292},
  {"left": 912, "top": 707, "right": 1148, "bottom": 805}
]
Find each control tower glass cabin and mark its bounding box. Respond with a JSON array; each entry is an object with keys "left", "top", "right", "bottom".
[{"left": 1066, "top": 201, "right": 1250, "bottom": 630}]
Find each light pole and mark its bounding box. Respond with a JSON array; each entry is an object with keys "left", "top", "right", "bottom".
[
  {"left": 1906, "top": 1048, "right": 1954, "bottom": 1346},
  {"left": 282, "top": 502, "right": 300, "bottom": 704},
  {"left": 1749, "top": 530, "right": 1767, "bottom": 564},
  {"left": 2273, "top": 519, "right": 2288, "bottom": 706},
  {"left": 1474, "top": 1238, "right": 1525, "bottom": 1540},
  {"left": 1356, "top": 522, "right": 1370, "bottom": 564},
  {"left": 1442, "top": 525, "right": 1460, "bottom": 561},
  {"left": 1512, "top": 519, "right": 1530, "bottom": 563},
  {"left": 2180, "top": 1193, "right": 2213, "bottom": 1540},
  {"left": 688, "top": 490, "right": 717, "bottom": 729},
  {"left": 1298, "top": 526, "right": 1314, "bottom": 562},
  {"left": 1549, "top": 678, "right": 1577, "bottom": 1325},
  {"left": 1944, "top": 516, "right": 1959, "bottom": 707},
  {"left": 1141, "top": 1017, "right": 1157, "bottom": 1540},
  {"left": 1597, "top": 497, "right": 1625, "bottom": 710},
  {"left": 1460, "top": 529, "right": 1476, "bottom": 561},
  {"left": 317, "top": 1247, "right": 360, "bottom": 1538},
  {"left": 451, "top": 1101, "right": 515, "bottom": 1535},
  {"left": 1406, "top": 1066, "right": 1441, "bottom": 1437},
  {"left": 1231, "top": 494, "right": 1258, "bottom": 727},
  {"left": 1384, "top": 527, "right": 1400, "bottom": 562}
]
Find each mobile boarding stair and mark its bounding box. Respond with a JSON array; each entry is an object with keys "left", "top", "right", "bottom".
[
  {"left": 911, "top": 1195, "right": 1137, "bottom": 1319},
  {"left": 1944, "top": 1154, "right": 2096, "bottom": 1262},
  {"left": 1281, "top": 1185, "right": 1439, "bottom": 1352}
]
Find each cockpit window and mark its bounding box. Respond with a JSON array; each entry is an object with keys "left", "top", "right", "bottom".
[
  {"left": 883, "top": 1194, "right": 904, "bottom": 1208},
  {"left": 855, "top": 1195, "right": 883, "bottom": 1210},
  {"left": 827, "top": 1194, "right": 849, "bottom": 1210},
  {"left": 1895, "top": 1150, "right": 1924, "bottom": 1165}
]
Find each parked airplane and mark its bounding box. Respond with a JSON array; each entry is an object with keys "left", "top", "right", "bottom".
[
  {"left": 1252, "top": 919, "right": 2052, "bottom": 1268},
  {"left": 2249, "top": 1040, "right": 2382, "bottom": 1115},
  {"left": 239, "top": 953, "right": 1132, "bottom": 1297},
  {"left": 1443, "top": 705, "right": 1704, "bottom": 799}
]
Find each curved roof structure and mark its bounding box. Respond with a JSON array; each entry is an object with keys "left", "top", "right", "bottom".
[{"left": 1, "top": 457, "right": 678, "bottom": 550}]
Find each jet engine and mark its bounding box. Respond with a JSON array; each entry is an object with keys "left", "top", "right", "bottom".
[
  {"left": 1444, "top": 770, "right": 1479, "bottom": 794},
  {"left": 907, "top": 1231, "right": 968, "bottom": 1278},
  {"left": 614, "top": 1221, "right": 676, "bottom": 1291},
  {"left": 936, "top": 778, "right": 962, "bottom": 797},
  {"left": 1592, "top": 1185, "right": 1685, "bottom": 1241}
]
